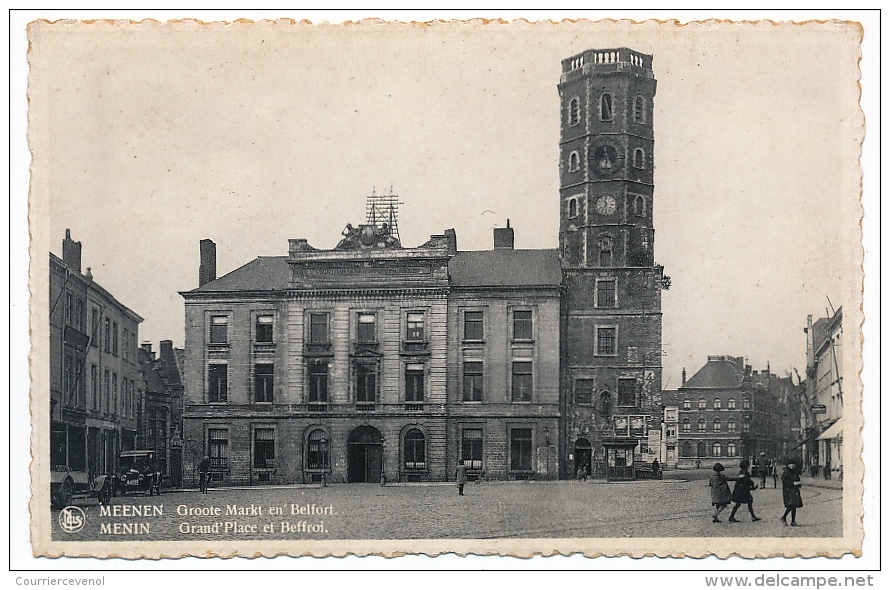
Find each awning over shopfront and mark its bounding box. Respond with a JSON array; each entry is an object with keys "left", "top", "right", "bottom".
[{"left": 816, "top": 418, "right": 844, "bottom": 441}]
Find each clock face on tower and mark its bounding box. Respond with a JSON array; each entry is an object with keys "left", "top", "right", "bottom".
[
  {"left": 590, "top": 144, "right": 624, "bottom": 176},
  {"left": 595, "top": 195, "right": 617, "bottom": 216}
]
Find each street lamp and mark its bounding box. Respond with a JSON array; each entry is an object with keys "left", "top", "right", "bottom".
[
  {"left": 320, "top": 434, "right": 328, "bottom": 487},
  {"left": 379, "top": 435, "right": 386, "bottom": 486}
]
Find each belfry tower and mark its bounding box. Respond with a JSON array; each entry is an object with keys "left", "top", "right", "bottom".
[{"left": 558, "top": 48, "right": 666, "bottom": 479}]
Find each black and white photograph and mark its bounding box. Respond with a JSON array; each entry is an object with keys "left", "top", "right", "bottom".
[{"left": 18, "top": 13, "right": 873, "bottom": 565}]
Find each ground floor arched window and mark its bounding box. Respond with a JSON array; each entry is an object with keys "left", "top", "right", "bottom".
[
  {"left": 306, "top": 428, "right": 329, "bottom": 470},
  {"left": 403, "top": 428, "right": 426, "bottom": 470}
]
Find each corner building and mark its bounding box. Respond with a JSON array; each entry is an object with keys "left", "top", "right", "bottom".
[{"left": 180, "top": 47, "right": 663, "bottom": 485}]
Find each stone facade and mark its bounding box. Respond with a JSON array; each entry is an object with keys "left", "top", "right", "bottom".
[
  {"left": 558, "top": 48, "right": 665, "bottom": 478},
  {"left": 181, "top": 226, "right": 563, "bottom": 486}
]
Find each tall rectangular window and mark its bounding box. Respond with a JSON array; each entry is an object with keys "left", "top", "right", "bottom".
[
  {"left": 309, "top": 313, "right": 329, "bottom": 344},
  {"left": 104, "top": 318, "right": 111, "bottom": 352},
  {"left": 596, "top": 279, "right": 617, "bottom": 308},
  {"left": 461, "top": 429, "right": 483, "bottom": 470},
  {"left": 617, "top": 378, "right": 637, "bottom": 407},
  {"left": 513, "top": 310, "right": 533, "bottom": 340},
  {"left": 511, "top": 362, "right": 533, "bottom": 402},
  {"left": 406, "top": 312, "right": 425, "bottom": 341},
  {"left": 464, "top": 311, "right": 484, "bottom": 341},
  {"left": 122, "top": 329, "right": 130, "bottom": 360},
  {"left": 462, "top": 361, "right": 483, "bottom": 402},
  {"left": 75, "top": 362, "right": 84, "bottom": 407},
  {"left": 90, "top": 364, "right": 98, "bottom": 410},
  {"left": 575, "top": 379, "right": 594, "bottom": 405},
  {"left": 91, "top": 308, "right": 100, "bottom": 347},
  {"left": 65, "top": 293, "right": 73, "bottom": 325},
  {"left": 357, "top": 313, "right": 376, "bottom": 343},
  {"left": 510, "top": 428, "right": 533, "bottom": 471},
  {"left": 253, "top": 428, "right": 275, "bottom": 469},
  {"left": 355, "top": 363, "right": 377, "bottom": 403},
  {"left": 112, "top": 322, "right": 119, "bottom": 356},
  {"left": 255, "top": 363, "right": 274, "bottom": 403},
  {"left": 208, "top": 429, "right": 228, "bottom": 469},
  {"left": 112, "top": 372, "right": 118, "bottom": 414},
  {"left": 75, "top": 298, "right": 84, "bottom": 330},
  {"left": 64, "top": 353, "right": 73, "bottom": 400},
  {"left": 210, "top": 316, "right": 228, "bottom": 344},
  {"left": 405, "top": 364, "right": 424, "bottom": 403},
  {"left": 103, "top": 369, "right": 110, "bottom": 412},
  {"left": 308, "top": 363, "right": 328, "bottom": 404},
  {"left": 208, "top": 364, "right": 228, "bottom": 403},
  {"left": 256, "top": 315, "right": 274, "bottom": 343},
  {"left": 597, "top": 327, "right": 617, "bottom": 355}
]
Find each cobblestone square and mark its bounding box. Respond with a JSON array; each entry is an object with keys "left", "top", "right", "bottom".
[{"left": 52, "top": 472, "right": 842, "bottom": 542}]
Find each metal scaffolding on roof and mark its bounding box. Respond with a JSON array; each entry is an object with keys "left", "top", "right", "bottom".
[{"left": 365, "top": 188, "right": 402, "bottom": 243}]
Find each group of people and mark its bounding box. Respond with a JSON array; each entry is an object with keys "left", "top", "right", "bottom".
[{"left": 708, "top": 458, "right": 803, "bottom": 526}]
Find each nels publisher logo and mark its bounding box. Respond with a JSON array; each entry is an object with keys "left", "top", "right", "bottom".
[{"left": 59, "top": 506, "right": 86, "bottom": 533}]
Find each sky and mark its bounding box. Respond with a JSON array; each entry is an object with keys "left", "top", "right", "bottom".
[{"left": 29, "top": 18, "right": 863, "bottom": 389}]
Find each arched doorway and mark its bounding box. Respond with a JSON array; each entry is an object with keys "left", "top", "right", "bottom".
[
  {"left": 574, "top": 438, "right": 592, "bottom": 478},
  {"left": 347, "top": 426, "right": 383, "bottom": 483}
]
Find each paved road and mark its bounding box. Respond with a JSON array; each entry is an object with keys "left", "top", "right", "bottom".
[{"left": 51, "top": 473, "right": 842, "bottom": 541}]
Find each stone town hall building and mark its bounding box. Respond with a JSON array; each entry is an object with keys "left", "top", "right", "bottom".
[{"left": 180, "top": 48, "right": 666, "bottom": 485}]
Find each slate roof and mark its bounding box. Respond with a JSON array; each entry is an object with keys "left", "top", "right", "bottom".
[
  {"left": 681, "top": 357, "right": 745, "bottom": 389},
  {"left": 137, "top": 348, "right": 169, "bottom": 394},
  {"left": 190, "top": 256, "right": 290, "bottom": 293},
  {"left": 188, "top": 249, "right": 562, "bottom": 293},
  {"left": 448, "top": 249, "right": 562, "bottom": 288}
]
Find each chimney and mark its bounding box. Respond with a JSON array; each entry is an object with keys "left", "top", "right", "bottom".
[
  {"left": 199, "top": 239, "right": 217, "bottom": 287},
  {"left": 62, "top": 229, "right": 82, "bottom": 273},
  {"left": 160, "top": 340, "right": 175, "bottom": 376},
  {"left": 681, "top": 368, "right": 686, "bottom": 385},
  {"left": 493, "top": 219, "right": 514, "bottom": 250},
  {"left": 141, "top": 342, "right": 154, "bottom": 359},
  {"left": 444, "top": 228, "right": 458, "bottom": 255}
]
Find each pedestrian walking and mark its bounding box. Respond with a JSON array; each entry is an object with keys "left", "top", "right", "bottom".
[
  {"left": 728, "top": 459, "right": 761, "bottom": 522},
  {"left": 770, "top": 459, "right": 778, "bottom": 489},
  {"left": 455, "top": 459, "right": 468, "bottom": 496},
  {"left": 651, "top": 458, "right": 661, "bottom": 479},
  {"left": 198, "top": 455, "right": 210, "bottom": 494},
  {"left": 708, "top": 463, "right": 733, "bottom": 523},
  {"left": 781, "top": 461, "right": 804, "bottom": 526},
  {"left": 758, "top": 453, "right": 768, "bottom": 489}
]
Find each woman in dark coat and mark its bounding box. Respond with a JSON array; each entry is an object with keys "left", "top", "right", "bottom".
[
  {"left": 728, "top": 459, "right": 761, "bottom": 522},
  {"left": 708, "top": 463, "right": 733, "bottom": 523},
  {"left": 781, "top": 461, "right": 804, "bottom": 526}
]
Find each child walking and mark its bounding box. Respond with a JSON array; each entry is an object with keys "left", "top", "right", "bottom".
[
  {"left": 781, "top": 461, "right": 804, "bottom": 526},
  {"left": 708, "top": 462, "right": 733, "bottom": 523}
]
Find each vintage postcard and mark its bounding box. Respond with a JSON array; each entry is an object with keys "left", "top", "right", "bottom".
[{"left": 27, "top": 17, "right": 865, "bottom": 559}]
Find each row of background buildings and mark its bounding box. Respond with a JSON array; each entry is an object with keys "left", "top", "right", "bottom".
[
  {"left": 49, "top": 225, "right": 844, "bottom": 485},
  {"left": 50, "top": 230, "right": 185, "bottom": 488}
]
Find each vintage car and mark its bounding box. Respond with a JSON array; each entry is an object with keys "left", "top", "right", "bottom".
[
  {"left": 50, "top": 465, "right": 113, "bottom": 509},
  {"left": 114, "top": 450, "right": 162, "bottom": 496}
]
